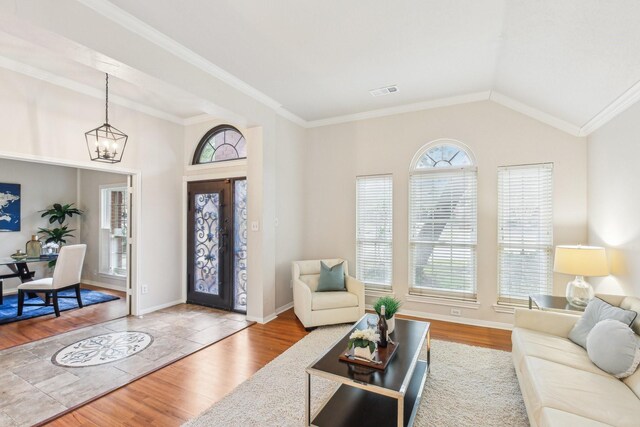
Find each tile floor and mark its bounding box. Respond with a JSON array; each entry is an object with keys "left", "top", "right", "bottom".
[{"left": 0, "top": 304, "right": 252, "bottom": 427}]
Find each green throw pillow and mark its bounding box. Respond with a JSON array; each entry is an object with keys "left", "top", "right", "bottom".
[{"left": 317, "top": 261, "right": 346, "bottom": 292}]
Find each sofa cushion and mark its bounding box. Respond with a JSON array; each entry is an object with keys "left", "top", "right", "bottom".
[
  {"left": 539, "top": 408, "right": 613, "bottom": 427},
  {"left": 620, "top": 296, "right": 640, "bottom": 336},
  {"left": 521, "top": 356, "right": 640, "bottom": 427},
  {"left": 512, "top": 328, "right": 610, "bottom": 377},
  {"left": 312, "top": 291, "right": 358, "bottom": 311},
  {"left": 623, "top": 365, "right": 640, "bottom": 400},
  {"left": 587, "top": 319, "right": 640, "bottom": 379},
  {"left": 317, "top": 261, "right": 346, "bottom": 292},
  {"left": 568, "top": 297, "right": 637, "bottom": 349}
]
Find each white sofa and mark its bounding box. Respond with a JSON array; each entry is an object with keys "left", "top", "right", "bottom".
[
  {"left": 512, "top": 294, "right": 640, "bottom": 427},
  {"left": 292, "top": 259, "right": 365, "bottom": 329}
]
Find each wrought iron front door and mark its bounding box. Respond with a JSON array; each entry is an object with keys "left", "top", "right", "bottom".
[{"left": 187, "top": 179, "right": 247, "bottom": 312}]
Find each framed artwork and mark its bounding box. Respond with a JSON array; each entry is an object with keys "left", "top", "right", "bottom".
[{"left": 0, "top": 183, "right": 21, "bottom": 232}]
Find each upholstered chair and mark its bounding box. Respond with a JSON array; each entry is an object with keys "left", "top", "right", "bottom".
[
  {"left": 292, "top": 259, "right": 365, "bottom": 330},
  {"left": 17, "top": 244, "right": 87, "bottom": 317}
]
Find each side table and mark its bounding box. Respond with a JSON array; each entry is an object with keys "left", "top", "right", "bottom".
[{"left": 528, "top": 294, "right": 585, "bottom": 314}]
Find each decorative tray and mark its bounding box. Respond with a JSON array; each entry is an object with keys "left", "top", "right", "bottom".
[{"left": 339, "top": 341, "right": 399, "bottom": 370}]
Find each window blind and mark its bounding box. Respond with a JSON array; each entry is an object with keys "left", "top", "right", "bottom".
[
  {"left": 498, "top": 163, "right": 553, "bottom": 304},
  {"left": 409, "top": 168, "right": 477, "bottom": 300},
  {"left": 356, "top": 175, "right": 393, "bottom": 288}
]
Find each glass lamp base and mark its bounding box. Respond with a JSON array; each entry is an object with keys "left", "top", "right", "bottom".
[{"left": 566, "top": 276, "right": 594, "bottom": 308}]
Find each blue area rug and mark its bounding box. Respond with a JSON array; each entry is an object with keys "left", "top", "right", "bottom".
[{"left": 0, "top": 289, "right": 120, "bottom": 325}]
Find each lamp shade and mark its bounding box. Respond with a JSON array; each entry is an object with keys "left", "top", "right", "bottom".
[{"left": 554, "top": 245, "right": 609, "bottom": 277}]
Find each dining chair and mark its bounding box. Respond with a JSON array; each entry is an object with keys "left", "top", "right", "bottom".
[{"left": 17, "top": 244, "right": 87, "bottom": 317}]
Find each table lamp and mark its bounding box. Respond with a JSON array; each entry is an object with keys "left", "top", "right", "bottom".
[{"left": 554, "top": 245, "right": 609, "bottom": 307}]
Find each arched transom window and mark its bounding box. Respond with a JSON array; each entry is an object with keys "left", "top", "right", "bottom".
[
  {"left": 409, "top": 140, "right": 478, "bottom": 301},
  {"left": 192, "top": 125, "right": 246, "bottom": 165},
  {"left": 414, "top": 143, "right": 473, "bottom": 169}
]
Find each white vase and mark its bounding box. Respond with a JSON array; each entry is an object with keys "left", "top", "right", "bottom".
[
  {"left": 354, "top": 345, "right": 375, "bottom": 361},
  {"left": 387, "top": 316, "right": 395, "bottom": 335}
]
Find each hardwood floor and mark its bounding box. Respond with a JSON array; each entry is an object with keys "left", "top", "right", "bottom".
[
  {"left": 0, "top": 284, "right": 127, "bottom": 350},
  {"left": 47, "top": 308, "right": 511, "bottom": 426},
  {"left": 397, "top": 312, "right": 512, "bottom": 352}
]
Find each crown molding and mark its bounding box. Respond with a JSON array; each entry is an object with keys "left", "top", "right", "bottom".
[
  {"left": 578, "top": 79, "right": 640, "bottom": 136},
  {"left": 306, "top": 92, "right": 492, "bottom": 128},
  {"left": 0, "top": 55, "right": 185, "bottom": 125},
  {"left": 274, "top": 106, "right": 308, "bottom": 127},
  {"left": 77, "top": 0, "right": 308, "bottom": 127},
  {"left": 489, "top": 91, "right": 582, "bottom": 137}
]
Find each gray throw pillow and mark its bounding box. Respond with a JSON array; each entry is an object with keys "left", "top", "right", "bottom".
[
  {"left": 586, "top": 319, "right": 640, "bottom": 379},
  {"left": 568, "top": 297, "right": 637, "bottom": 349},
  {"left": 316, "top": 261, "right": 346, "bottom": 292}
]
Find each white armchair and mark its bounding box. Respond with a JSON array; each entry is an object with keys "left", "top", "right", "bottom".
[{"left": 292, "top": 258, "right": 365, "bottom": 330}]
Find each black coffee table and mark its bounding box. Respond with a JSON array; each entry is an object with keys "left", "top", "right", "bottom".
[{"left": 305, "top": 314, "right": 431, "bottom": 427}]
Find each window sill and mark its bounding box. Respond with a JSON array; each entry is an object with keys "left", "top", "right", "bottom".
[
  {"left": 99, "top": 272, "right": 126, "bottom": 281},
  {"left": 405, "top": 294, "right": 480, "bottom": 310},
  {"left": 492, "top": 302, "right": 527, "bottom": 314},
  {"left": 365, "top": 288, "right": 395, "bottom": 298}
]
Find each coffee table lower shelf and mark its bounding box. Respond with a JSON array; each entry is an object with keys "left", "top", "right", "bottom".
[{"left": 310, "top": 360, "right": 428, "bottom": 427}]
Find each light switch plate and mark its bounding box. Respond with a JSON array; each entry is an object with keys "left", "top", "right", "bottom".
[{"left": 251, "top": 220, "right": 260, "bottom": 231}]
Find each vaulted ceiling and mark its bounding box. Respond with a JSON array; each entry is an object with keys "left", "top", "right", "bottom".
[{"left": 1, "top": 0, "right": 640, "bottom": 135}]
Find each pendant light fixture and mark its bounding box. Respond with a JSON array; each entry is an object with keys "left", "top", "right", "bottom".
[{"left": 85, "top": 73, "right": 128, "bottom": 163}]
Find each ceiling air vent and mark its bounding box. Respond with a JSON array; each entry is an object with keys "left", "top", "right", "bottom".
[{"left": 369, "top": 85, "right": 399, "bottom": 97}]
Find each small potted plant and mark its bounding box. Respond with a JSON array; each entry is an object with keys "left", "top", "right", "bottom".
[
  {"left": 374, "top": 296, "right": 402, "bottom": 334},
  {"left": 347, "top": 328, "right": 380, "bottom": 361}
]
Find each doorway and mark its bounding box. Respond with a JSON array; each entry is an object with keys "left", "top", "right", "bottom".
[
  {"left": 0, "top": 156, "right": 136, "bottom": 349},
  {"left": 187, "top": 178, "right": 247, "bottom": 313}
]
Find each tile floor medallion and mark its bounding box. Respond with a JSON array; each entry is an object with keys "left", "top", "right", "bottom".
[
  {"left": 0, "top": 305, "right": 253, "bottom": 427},
  {"left": 52, "top": 331, "right": 154, "bottom": 367}
]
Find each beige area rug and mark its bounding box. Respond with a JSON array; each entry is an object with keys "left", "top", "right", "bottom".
[
  {"left": 0, "top": 305, "right": 252, "bottom": 427},
  {"left": 186, "top": 325, "right": 528, "bottom": 427}
]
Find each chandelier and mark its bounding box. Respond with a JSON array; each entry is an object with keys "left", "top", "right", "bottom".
[{"left": 85, "top": 73, "right": 128, "bottom": 163}]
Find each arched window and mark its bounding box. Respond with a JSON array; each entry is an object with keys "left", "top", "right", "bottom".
[
  {"left": 192, "top": 125, "right": 246, "bottom": 164},
  {"left": 409, "top": 140, "right": 478, "bottom": 301}
]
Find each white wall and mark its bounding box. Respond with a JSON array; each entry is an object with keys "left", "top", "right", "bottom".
[
  {"left": 78, "top": 169, "right": 130, "bottom": 290},
  {"left": 0, "top": 67, "right": 184, "bottom": 312},
  {"left": 0, "top": 158, "right": 78, "bottom": 294},
  {"left": 274, "top": 116, "right": 307, "bottom": 310},
  {"left": 305, "top": 101, "right": 588, "bottom": 326},
  {"left": 588, "top": 101, "right": 640, "bottom": 297}
]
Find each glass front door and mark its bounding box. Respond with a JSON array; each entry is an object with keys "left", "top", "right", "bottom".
[{"left": 187, "top": 179, "right": 247, "bottom": 312}]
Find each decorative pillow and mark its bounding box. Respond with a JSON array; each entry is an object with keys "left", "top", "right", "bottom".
[
  {"left": 316, "top": 261, "right": 346, "bottom": 292},
  {"left": 568, "top": 297, "right": 637, "bottom": 349},
  {"left": 586, "top": 319, "right": 640, "bottom": 379}
]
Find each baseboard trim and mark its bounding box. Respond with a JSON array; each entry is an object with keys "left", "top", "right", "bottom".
[
  {"left": 82, "top": 279, "right": 126, "bottom": 292},
  {"left": 139, "top": 299, "right": 184, "bottom": 315},
  {"left": 246, "top": 312, "right": 278, "bottom": 324},
  {"left": 365, "top": 305, "right": 513, "bottom": 331},
  {"left": 1, "top": 288, "right": 17, "bottom": 296},
  {"left": 276, "top": 301, "right": 293, "bottom": 314}
]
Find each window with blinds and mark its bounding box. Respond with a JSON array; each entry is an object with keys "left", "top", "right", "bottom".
[
  {"left": 498, "top": 163, "right": 553, "bottom": 304},
  {"left": 356, "top": 175, "right": 393, "bottom": 289},
  {"left": 409, "top": 143, "right": 477, "bottom": 300}
]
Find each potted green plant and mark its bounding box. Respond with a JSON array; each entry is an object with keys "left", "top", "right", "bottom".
[
  {"left": 40, "top": 203, "right": 84, "bottom": 224},
  {"left": 373, "top": 296, "right": 402, "bottom": 334},
  {"left": 38, "top": 202, "right": 84, "bottom": 267},
  {"left": 37, "top": 225, "right": 76, "bottom": 246},
  {"left": 347, "top": 328, "right": 380, "bottom": 361}
]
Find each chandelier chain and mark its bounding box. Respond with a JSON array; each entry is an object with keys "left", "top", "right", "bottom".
[{"left": 105, "top": 73, "right": 109, "bottom": 125}]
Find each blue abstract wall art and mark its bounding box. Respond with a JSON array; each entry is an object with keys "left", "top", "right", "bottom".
[{"left": 0, "top": 183, "right": 20, "bottom": 232}]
